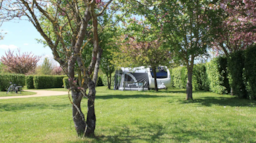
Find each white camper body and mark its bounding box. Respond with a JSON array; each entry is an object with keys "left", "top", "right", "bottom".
[{"left": 114, "top": 66, "right": 171, "bottom": 91}]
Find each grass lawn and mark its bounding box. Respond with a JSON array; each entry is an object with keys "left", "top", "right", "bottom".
[
  {"left": 0, "top": 87, "right": 256, "bottom": 143},
  {"left": 0, "top": 91, "right": 37, "bottom": 97}
]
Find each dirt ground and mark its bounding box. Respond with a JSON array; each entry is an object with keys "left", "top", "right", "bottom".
[{"left": 0, "top": 90, "right": 68, "bottom": 100}]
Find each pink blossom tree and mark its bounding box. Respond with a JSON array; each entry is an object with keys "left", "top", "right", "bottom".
[{"left": 0, "top": 49, "right": 40, "bottom": 74}]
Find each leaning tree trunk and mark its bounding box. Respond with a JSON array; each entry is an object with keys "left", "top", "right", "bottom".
[
  {"left": 152, "top": 66, "right": 158, "bottom": 92},
  {"left": 186, "top": 66, "right": 193, "bottom": 100},
  {"left": 84, "top": 47, "right": 103, "bottom": 136}
]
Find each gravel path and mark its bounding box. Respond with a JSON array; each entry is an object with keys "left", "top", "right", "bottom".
[{"left": 0, "top": 90, "right": 68, "bottom": 100}]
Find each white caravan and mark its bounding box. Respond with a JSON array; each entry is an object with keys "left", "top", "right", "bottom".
[{"left": 114, "top": 66, "right": 171, "bottom": 91}]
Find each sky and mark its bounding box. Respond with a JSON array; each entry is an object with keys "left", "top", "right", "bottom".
[{"left": 0, "top": 20, "right": 59, "bottom": 66}]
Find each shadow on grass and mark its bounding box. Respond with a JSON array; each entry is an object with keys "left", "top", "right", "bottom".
[
  {"left": 69, "top": 122, "right": 255, "bottom": 142},
  {"left": 96, "top": 94, "right": 169, "bottom": 100},
  {"left": 0, "top": 103, "right": 70, "bottom": 112},
  {"left": 179, "top": 96, "right": 256, "bottom": 107}
]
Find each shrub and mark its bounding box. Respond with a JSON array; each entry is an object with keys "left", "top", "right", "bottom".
[
  {"left": 97, "top": 76, "right": 104, "bottom": 86},
  {"left": 0, "top": 74, "right": 25, "bottom": 91},
  {"left": 228, "top": 50, "right": 247, "bottom": 98},
  {"left": 25, "top": 76, "right": 34, "bottom": 89},
  {"left": 102, "top": 74, "right": 114, "bottom": 88},
  {"left": 192, "top": 64, "right": 209, "bottom": 91},
  {"left": 206, "top": 57, "right": 230, "bottom": 94},
  {"left": 244, "top": 45, "right": 256, "bottom": 99},
  {"left": 33, "top": 75, "right": 65, "bottom": 89},
  {"left": 171, "top": 66, "right": 187, "bottom": 89}
]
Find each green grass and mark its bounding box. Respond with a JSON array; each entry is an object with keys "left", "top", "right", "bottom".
[
  {"left": 0, "top": 87, "right": 256, "bottom": 142},
  {"left": 0, "top": 91, "right": 36, "bottom": 97}
]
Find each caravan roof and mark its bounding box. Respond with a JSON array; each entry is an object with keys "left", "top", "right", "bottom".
[{"left": 120, "top": 66, "right": 148, "bottom": 73}]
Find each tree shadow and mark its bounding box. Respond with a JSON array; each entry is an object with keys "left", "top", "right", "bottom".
[
  {"left": 96, "top": 94, "right": 169, "bottom": 100},
  {"left": 69, "top": 121, "right": 255, "bottom": 142},
  {"left": 179, "top": 96, "right": 256, "bottom": 107}
]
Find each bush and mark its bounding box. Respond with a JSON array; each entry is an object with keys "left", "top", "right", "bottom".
[
  {"left": 192, "top": 64, "right": 209, "bottom": 91},
  {"left": 171, "top": 66, "right": 187, "bottom": 89},
  {"left": 33, "top": 75, "right": 65, "bottom": 89},
  {"left": 244, "top": 45, "right": 256, "bottom": 99},
  {"left": 228, "top": 50, "right": 247, "bottom": 98},
  {"left": 206, "top": 57, "right": 230, "bottom": 94},
  {"left": 25, "top": 76, "right": 34, "bottom": 89},
  {"left": 97, "top": 76, "right": 104, "bottom": 86},
  {"left": 0, "top": 74, "right": 25, "bottom": 91}
]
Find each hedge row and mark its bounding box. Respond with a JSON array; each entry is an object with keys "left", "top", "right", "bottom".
[
  {"left": 33, "top": 75, "right": 66, "bottom": 89},
  {"left": 63, "top": 76, "right": 104, "bottom": 89},
  {"left": 0, "top": 74, "right": 25, "bottom": 91}
]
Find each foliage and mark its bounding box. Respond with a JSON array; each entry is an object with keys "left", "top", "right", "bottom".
[
  {"left": 0, "top": 74, "right": 25, "bottom": 91},
  {"left": 33, "top": 75, "right": 65, "bottom": 89},
  {"left": 40, "top": 57, "right": 53, "bottom": 75},
  {"left": 51, "top": 66, "right": 64, "bottom": 75},
  {"left": 210, "top": 0, "right": 256, "bottom": 56},
  {"left": 192, "top": 64, "right": 210, "bottom": 91},
  {"left": 206, "top": 57, "right": 229, "bottom": 94},
  {"left": 97, "top": 76, "right": 104, "bottom": 86},
  {"left": 63, "top": 77, "right": 78, "bottom": 89},
  {"left": 228, "top": 50, "right": 247, "bottom": 98},
  {"left": 0, "top": 50, "right": 40, "bottom": 74},
  {"left": 244, "top": 45, "right": 256, "bottom": 99},
  {"left": 171, "top": 66, "right": 187, "bottom": 89},
  {"left": 25, "top": 76, "right": 34, "bottom": 89}
]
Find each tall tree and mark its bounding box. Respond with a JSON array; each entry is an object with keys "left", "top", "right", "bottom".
[
  {"left": 0, "top": 49, "right": 40, "bottom": 74},
  {"left": 126, "top": 0, "right": 214, "bottom": 99},
  {"left": 210, "top": 0, "right": 256, "bottom": 56},
  {"left": 1, "top": 0, "right": 113, "bottom": 137},
  {"left": 112, "top": 19, "right": 171, "bottom": 91},
  {"left": 40, "top": 57, "right": 53, "bottom": 75}
]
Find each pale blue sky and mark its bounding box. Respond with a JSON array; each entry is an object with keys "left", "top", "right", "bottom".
[{"left": 0, "top": 20, "right": 58, "bottom": 65}]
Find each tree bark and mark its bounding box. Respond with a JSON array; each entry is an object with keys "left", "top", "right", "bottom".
[
  {"left": 107, "top": 74, "right": 110, "bottom": 89},
  {"left": 152, "top": 66, "right": 158, "bottom": 92},
  {"left": 186, "top": 66, "right": 193, "bottom": 100},
  {"left": 71, "top": 90, "right": 86, "bottom": 136}
]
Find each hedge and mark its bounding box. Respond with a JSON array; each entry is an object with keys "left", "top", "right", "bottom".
[
  {"left": 192, "top": 64, "right": 209, "bottom": 91},
  {"left": 171, "top": 66, "right": 187, "bottom": 89},
  {"left": 63, "top": 76, "right": 103, "bottom": 89},
  {"left": 206, "top": 57, "right": 230, "bottom": 94},
  {"left": 0, "top": 74, "right": 25, "bottom": 91},
  {"left": 33, "top": 75, "right": 66, "bottom": 89},
  {"left": 25, "top": 76, "right": 34, "bottom": 89},
  {"left": 228, "top": 50, "right": 247, "bottom": 98},
  {"left": 244, "top": 45, "right": 256, "bottom": 99}
]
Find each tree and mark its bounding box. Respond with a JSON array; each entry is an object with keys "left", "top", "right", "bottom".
[
  {"left": 128, "top": 0, "right": 214, "bottom": 99},
  {"left": 210, "top": 0, "right": 256, "bottom": 56},
  {"left": 112, "top": 19, "right": 171, "bottom": 91},
  {"left": 40, "top": 57, "right": 53, "bottom": 75},
  {"left": 0, "top": 49, "right": 40, "bottom": 74},
  {"left": 52, "top": 66, "right": 64, "bottom": 75},
  {"left": 1, "top": 0, "right": 113, "bottom": 137},
  {"left": 100, "top": 55, "right": 115, "bottom": 89}
]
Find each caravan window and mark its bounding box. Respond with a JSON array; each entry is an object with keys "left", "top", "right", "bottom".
[{"left": 150, "top": 67, "right": 168, "bottom": 78}]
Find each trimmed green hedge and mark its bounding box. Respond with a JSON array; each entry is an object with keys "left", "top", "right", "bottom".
[
  {"left": 228, "top": 51, "right": 247, "bottom": 98},
  {"left": 171, "top": 66, "right": 187, "bottom": 89},
  {"left": 33, "top": 75, "right": 66, "bottom": 89},
  {"left": 25, "top": 76, "right": 34, "bottom": 89},
  {"left": 0, "top": 74, "right": 25, "bottom": 91},
  {"left": 192, "top": 64, "right": 209, "bottom": 91},
  {"left": 206, "top": 57, "right": 230, "bottom": 94},
  {"left": 244, "top": 45, "right": 256, "bottom": 99}
]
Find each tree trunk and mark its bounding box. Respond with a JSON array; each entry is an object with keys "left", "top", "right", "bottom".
[
  {"left": 186, "top": 66, "right": 193, "bottom": 100},
  {"left": 152, "top": 66, "right": 158, "bottom": 92},
  {"left": 85, "top": 80, "right": 96, "bottom": 136},
  {"left": 109, "top": 75, "right": 112, "bottom": 89},
  {"left": 107, "top": 74, "right": 110, "bottom": 89},
  {"left": 71, "top": 90, "right": 86, "bottom": 136}
]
